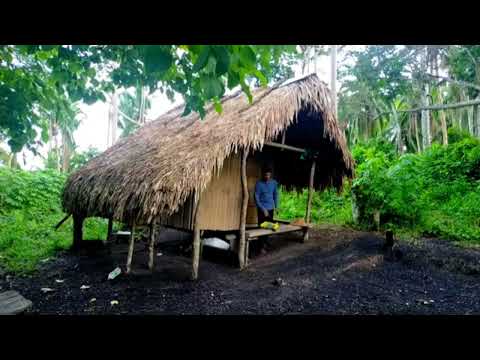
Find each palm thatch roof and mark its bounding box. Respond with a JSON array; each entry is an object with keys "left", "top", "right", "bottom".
[{"left": 63, "top": 74, "right": 353, "bottom": 224}]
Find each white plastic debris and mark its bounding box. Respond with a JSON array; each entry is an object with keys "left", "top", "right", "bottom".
[
  {"left": 116, "top": 231, "right": 131, "bottom": 235},
  {"left": 89, "top": 298, "right": 97, "bottom": 303},
  {"left": 202, "top": 237, "right": 230, "bottom": 250},
  {"left": 417, "top": 299, "right": 435, "bottom": 305},
  {"left": 40, "top": 258, "right": 50, "bottom": 263},
  {"left": 110, "top": 300, "right": 119, "bottom": 306},
  {"left": 157, "top": 252, "right": 163, "bottom": 257},
  {"left": 108, "top": 267, "right": 122, "bottom": 280},
  {"left": 55, "top": 279, "right": 64, "bottom": 283},
  {"left": 332, "top": 278, "right": 337, "bottom": 281},
  {"left": 80, "top": 285, "right": 90, "bottom": 290},
  {"left": 41, "top": 287, "right": 55, "bottom": 293}
]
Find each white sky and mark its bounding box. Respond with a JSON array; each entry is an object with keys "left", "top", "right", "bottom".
[{"left": 13, "top": 46, "right": 364, "bottom": 170}]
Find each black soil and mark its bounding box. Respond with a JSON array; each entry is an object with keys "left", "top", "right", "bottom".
[{"left": 2, "top": 226, "right": 480, "bottom": 315}]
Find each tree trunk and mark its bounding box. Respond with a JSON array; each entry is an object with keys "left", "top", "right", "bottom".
[
  {"left": 330, "top": 45, "right": 338, "bottom": 117},
  {"left": 238, "top": 149, "right": 249, "bottom": 269},
  {"left": 420, "top": 47, "right": 431, "bottom": 151},
  {"left": 439, "top": 105, "right": 448, "bottom": 146},
  {"left": 475, "top": 104, "right": 480, "bottom": 137},
  {"left": 421, "top": 83, "right": 431, "bottom": 150},
  {"left": 435, "top": 63, "right": 448, "bottom": 146},
  {"left": 60, "top": 128, "right": 71, "bottom": 173},
  {"left": 72, "top": 214, "right": 84, "bottom": 251},
  {"left": 468, "top": 104, "right": 475, "bottom": 135},
  {"left": 413, "top": 112, "right": 421, "bottom": 153},
  {"left": 108, "top": 92, "right": 119, "bottom": 147}
]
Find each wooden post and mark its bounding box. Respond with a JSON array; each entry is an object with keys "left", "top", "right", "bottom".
[
  {"left": 107, "top": 216, "right": 113, "bottom": 242},
  {"left": 72, "top": 213, "right": 84, "bottom": 251},
  {"left": 191, "top": 194, "right": 202, "bottom": 280},
  {"left": 238, "top": 149, "right": 249, "bottom": 269},
  {"left": 303, "top": 160, "right": 316, "bottom": 242},
  {"left": 148, "top": 223, "right": 155, "bottom": 272},
  {"left": 126, "top": 221, "right": 136, "bottom": 274}
]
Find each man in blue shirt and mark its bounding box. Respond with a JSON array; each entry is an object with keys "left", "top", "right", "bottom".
[{"left": 254, "top": 166, "right": 279, "bottom": 253}]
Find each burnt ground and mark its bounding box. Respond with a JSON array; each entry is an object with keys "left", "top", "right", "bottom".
[{"left": 2, "top": 225, "right": 480, "bottom": 315}]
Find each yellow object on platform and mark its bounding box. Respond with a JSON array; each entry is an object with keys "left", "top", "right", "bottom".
[{"left": 260, "top": 221, "right": 280, "bottom": 231}]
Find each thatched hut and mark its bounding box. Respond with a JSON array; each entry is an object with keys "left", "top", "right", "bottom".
[{"left": 62, "top": 74, "right": 353, "bottom": 279}]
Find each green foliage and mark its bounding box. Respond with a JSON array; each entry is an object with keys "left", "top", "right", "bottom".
[
  {"left": 1, "top": 45, "right": 297, "bottom": 153},
  {"left": 69, "top": 147, "right": 101, "bottom": 172},
  {"left": 351, "top": 135, "right": 480, "bottom": 243},
  {"left": 447, "top": 126, "right": 473, "bottom": 144},
  {"left": 0, "top": 168, "right": 106, "bottom": 273},
  {"left": 277, "top": 185, "right": 353, "bottom": 226},
  {"left": 118, "top": 86, "right": 151, "bottom": 138},
  {"left": 445, "top": 45, "right": 480, "bottom": 98},
  {"left": 279, "top": 135, "right": 480, "bottom": 245}
]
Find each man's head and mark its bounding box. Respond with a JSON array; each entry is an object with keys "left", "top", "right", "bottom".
[{"left": 262, "top": 166, "right": 273, "bottom": 181}]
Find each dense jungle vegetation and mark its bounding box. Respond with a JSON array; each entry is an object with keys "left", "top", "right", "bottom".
[{"left": 2, "top": 45, "right": 480, "bottom": 273}]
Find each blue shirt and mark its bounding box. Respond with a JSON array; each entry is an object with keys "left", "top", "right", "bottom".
[{"left": 254, "top": 179, "right": 279, "bottom": 211}]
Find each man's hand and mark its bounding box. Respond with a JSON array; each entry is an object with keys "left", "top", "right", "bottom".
[{"left": 263, "top": 209, "right": 269, "bottom": 217}]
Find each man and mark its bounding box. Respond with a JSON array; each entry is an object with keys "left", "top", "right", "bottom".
[{"left": 254, "top": 166, "right": 279, "bottom": 253}]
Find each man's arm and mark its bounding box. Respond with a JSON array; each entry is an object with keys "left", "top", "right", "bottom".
[{"left": 254, "top": 182, "right": 265, "bottom": 212}]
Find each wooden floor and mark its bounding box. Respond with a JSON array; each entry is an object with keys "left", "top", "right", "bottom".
[{"left": 246, "top": 224, "right": 305, "bottom": 240}]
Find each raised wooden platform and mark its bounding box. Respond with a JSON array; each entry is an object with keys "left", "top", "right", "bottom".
[
  {"left": 246, "top": 224, "right": 306, "bottom": 240},
  {"left": 242, "top": 221, "right": 310, "bottom": 266}
]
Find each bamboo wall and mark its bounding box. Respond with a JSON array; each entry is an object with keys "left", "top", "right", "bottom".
[
  {"left": 196, "top": 154, "right": 242, "bottom": 230},
  {"left": 156, "top": 153, "right": 262, "bottom": 231}
]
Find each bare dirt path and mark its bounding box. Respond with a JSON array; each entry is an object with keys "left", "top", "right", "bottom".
[{"left": 2, "top": 225, "right": 480, "bottom": 315}]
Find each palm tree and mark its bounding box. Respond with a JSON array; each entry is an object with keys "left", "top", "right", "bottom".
[
  {"left": 117, "top": 85, "right": 151, "bottom": 138},
  {"left": 45, "top": 100, "right": 83, "bottom": 172}
]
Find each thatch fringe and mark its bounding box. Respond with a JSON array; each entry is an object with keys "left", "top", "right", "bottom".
[{"left": 63, "top": 74, "right": 353, "bottom": 224}]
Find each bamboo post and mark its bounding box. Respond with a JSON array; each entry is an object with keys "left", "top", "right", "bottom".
[
  {"left": 191, "top": 194, "right": 202, "bottom": 280},
  {"left": 303, "top": 160, "right": 316, "bottom": 242},
  {"left": 238, "top": 149, "right": 249, "bottom": 269},
  {"left": 107, "top": 216, "right": 113, "bottom": 242},
  {"left": 126, "top": 221, "right": 136, "bottom": 274},
  {"left": 72, "top": 213, "right": 84, "bottom": 251},
  {"left": 148, "top": 223, "right": 155, "bottom": 272},
  {"left": 474, "top": 104, "right": 480, "bottom": 137}
]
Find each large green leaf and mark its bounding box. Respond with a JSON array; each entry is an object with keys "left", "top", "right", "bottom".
[
  {"left": 239, "top": 46, "right": 256, "bottom": 68},
  {"left": 213, "top": 98, "right": 223, "bottom": 114},
  {"left": 227, "top": 70, "right": 240, "bottom": 88},
  {"left": 200, "top": 75, "right": 224, "bottom": 99},
  {"left": 192, "top": 46, "right": 210, "bottom": 72},
  {"left": 212, "top": 46, "right": 230, "bottom": 76},
  {"left": 142, "top": 46, "right": 173, "bottom": 75}
]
